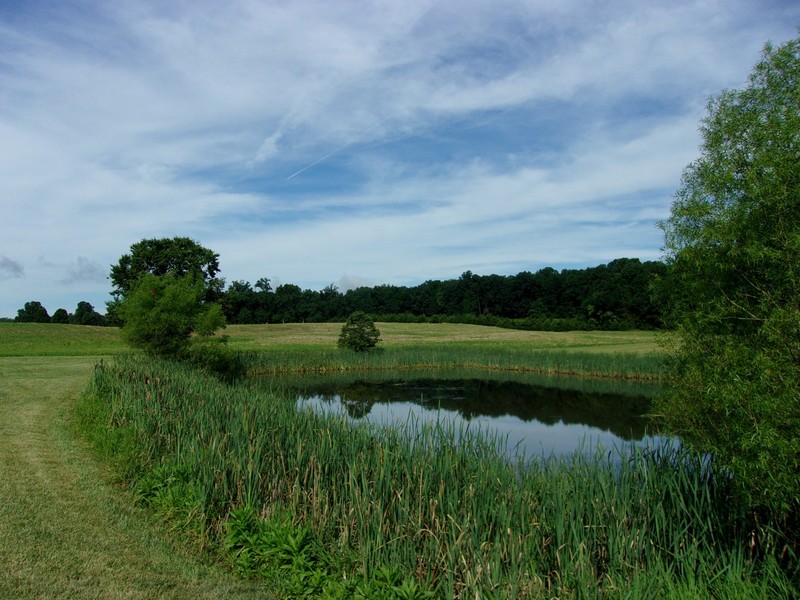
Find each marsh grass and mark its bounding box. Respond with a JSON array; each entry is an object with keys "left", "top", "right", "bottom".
[
  {"left": 223, "top": 323, "right": 666, "bottom": 380},
  {"left": 268, "top": 366, "right": 664, "bottom": 399},
  {"left": 240, "top": 344, "right": 665, "bottom": 380},
  {"left": 80, "top": 353, "right": 796, "bottom": 598}
]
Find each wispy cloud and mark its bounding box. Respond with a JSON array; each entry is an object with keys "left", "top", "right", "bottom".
[
  {"left": 61, "top": 256, "right": 107, "bottom": 285},
  {"left": 0, "top": 257, "right": 24, "bottom": 279},
  {"left": 0, "top": 0, "right": 798, "bottom": 316}
]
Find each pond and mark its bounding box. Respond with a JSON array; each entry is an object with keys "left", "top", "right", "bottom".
[{"left": 276, "top": 370, "right": 669, "bottom": 461}]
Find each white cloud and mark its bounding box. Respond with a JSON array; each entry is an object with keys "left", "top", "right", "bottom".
[{"left": 0, "top": 0, "right": 798, "bottom": 316}]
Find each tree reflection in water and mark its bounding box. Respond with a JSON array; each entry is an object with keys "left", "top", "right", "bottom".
[{"left": 284, "top": 372, "right": 667, "bottom": 458}]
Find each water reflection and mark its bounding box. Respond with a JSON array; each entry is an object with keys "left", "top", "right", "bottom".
[{"left": 282, "top": 371, "right": 667, "bottom": 459}]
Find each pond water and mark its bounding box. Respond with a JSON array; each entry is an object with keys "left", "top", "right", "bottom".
[{"left": 280, "top": 370, "right": 668, "bottom": 460}]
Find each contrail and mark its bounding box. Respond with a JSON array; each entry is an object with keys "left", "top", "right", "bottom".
[
  {"left": 286, "top": 124, "right": 379, "bottom": 181},
  {"left": 286, "top": 146, "right": 346, "bottom": 180}
]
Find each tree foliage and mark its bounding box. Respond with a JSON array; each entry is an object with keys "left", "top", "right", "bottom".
[
  {"left": 15, "top": 301, "right": 50, "bottom": 323},
  {"left": 51, "top": 308, "right": 71, "bottom": 324},
  {"left": 655, "top": 38, "right": 800, "bottom": 520},
  {"left": 72, "top": 301, "right": 105, "bottom": 326},
  {"left": 109, "top": 237, "right": 223, "bottom": 302},
  {"left": 118, "top": 273, "right": 225, "bottom": 357},
  {"left": 217, "top": 259, "right": 666, "bottom": 330},
  {"left": 337, "top": 311, "right": 381, "bottom": 352}
]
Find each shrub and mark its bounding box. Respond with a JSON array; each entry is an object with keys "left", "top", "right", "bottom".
[{"left": 337, "top": 311, "right": 381, "bottom": 352}]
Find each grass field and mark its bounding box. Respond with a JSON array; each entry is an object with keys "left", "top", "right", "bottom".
[
  {"left": 1, "top": 323, "right": 794, "bottom": 598},
  {"left": 0, "top": 321, "right": 663, "bottom": 355},
  {"left": 227, "top": 323, "right": 666, "bottom": 379},
  {"left": 0, "top": 354, "right": 271, "bottom": 598},
  {"left": 224, "top": 322, "right": 663, "bottom": 353},
  {"left": 0, "top": 322, "right": 126, "bottom": 356},
  {"left": 0, "top": 324, "right": 270, "bottom": 598}
]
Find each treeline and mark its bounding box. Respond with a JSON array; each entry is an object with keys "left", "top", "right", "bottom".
[
  {"left": 9, "top": 258, "right": 667, "bottom": 331},
  {"left": 221, "top": 258, "right": 667, "bottom": 331},
  {"left": 12, "top": 300, "right": 106, "bottom": 326}
]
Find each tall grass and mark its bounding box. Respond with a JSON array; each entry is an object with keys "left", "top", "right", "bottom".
[
  {"left": 78, "top": 354, "right": 795, "bottom": 598},
  {"left": 240, "top": 344, "right": 665, "bottom": 380}
]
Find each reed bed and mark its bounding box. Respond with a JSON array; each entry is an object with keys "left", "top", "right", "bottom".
[
  {"left": 79, "top": 353, "right": 795, "bottom": 598},
  {"left": 240, "top": 344, "right": 665, "bottom": 381}
]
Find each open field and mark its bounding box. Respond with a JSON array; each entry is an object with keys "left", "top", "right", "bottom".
[
  {"left": 0, "top": 322, "right": 127, "bottom": 356},
  {"left": 0, "top": 321, "right": 664, "bottom": 355},
  {"left": 224, "top": 322, "right": 664, "bottom": 353},
  {"left": 226, "top": 323, "right": 666, "bottom": 379},
  {"left": 0, "top": 321, "right": 666, "bottom": 379}
]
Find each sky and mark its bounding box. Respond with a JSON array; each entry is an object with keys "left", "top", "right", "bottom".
[{"left": 1, "top": 1, "right": 798, "bottom": 318}]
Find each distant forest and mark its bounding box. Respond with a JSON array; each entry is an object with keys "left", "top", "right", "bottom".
[
  {"left": 221, "top": 258, "right": 667, "bottom": 331},
  {"left": 10, "top": 258, "right": 668, "bottom": 331}
]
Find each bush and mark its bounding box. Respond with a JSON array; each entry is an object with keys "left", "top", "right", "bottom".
[
  {"left": 183, "top": 338, "right": 245, "bottom": 381},
  {"left": 337, "top": 311, "right": 381, "bottom": 352},
  {"left": 118, "top": 273, "right": 226, "bottom": 357}
]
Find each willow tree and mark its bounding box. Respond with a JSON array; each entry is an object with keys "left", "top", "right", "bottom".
[{"left": 656, "top": 38, "right": 799, "bottom": 522}]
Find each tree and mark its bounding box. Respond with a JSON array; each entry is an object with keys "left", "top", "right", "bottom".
[
  {"left": 109, "top": 237, "right": 223, "bottom": 302},
  {"left": 15, "top": 301, "right": 50, "bottom": 323},
  {"left": 51, "top": 308, "right": 70, "bottom": 324},
  {"left": 338, "top": 311, "right": 381, "bottom": 352},
  {"left": 72, "top": 301, "right": 105, "bottom": 326},
  {"left": 118, "top": 273, "right": 226, "bottom": 356},
  {"left": 655, "top": 38, "right": 800, "bottom": 520},
  {"left": 221, "top": 280, "right": 257, "bottom": 324}
]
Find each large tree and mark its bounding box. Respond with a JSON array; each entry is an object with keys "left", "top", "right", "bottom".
[
  {"left": 15, "top": 301, "right": 50, "bottom": 323},
  {"left": 72, "top": 301, "right": 105, "bottom": 326},
  {"left": 656, "top": 38, "right": 799, "bottom": 520},
  {"left": 110, "top": 237, "right": 223, "bottom": 301}
]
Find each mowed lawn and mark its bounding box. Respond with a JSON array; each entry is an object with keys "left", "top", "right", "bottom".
[{"left": 0, "top": 326, "right": 271, "bottom": 598}]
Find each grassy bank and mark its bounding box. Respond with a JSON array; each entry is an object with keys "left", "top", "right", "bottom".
[
  {"left": 0, "top": 354, "right": 270, "bottom": 598},
  {"left": 80, "top": 352, "right": 795, "bottom": 598}
]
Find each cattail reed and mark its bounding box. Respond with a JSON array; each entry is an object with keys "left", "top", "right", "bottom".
[{"left": 80, "top": 353, "right": 795, "bottom": 598}]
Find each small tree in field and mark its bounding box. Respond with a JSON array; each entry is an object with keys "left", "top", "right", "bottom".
[{"left": 338, "top": 311, "right": 381, "bottom": 352}]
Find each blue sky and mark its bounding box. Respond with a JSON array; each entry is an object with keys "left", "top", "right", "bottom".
[{"left": 1, "top": 0, "right": 798, "bottom": 318}]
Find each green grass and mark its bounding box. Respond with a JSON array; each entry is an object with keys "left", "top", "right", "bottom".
[
  {"left": 225, "top": 322, "right": 663, "bottom": 353},
  {"left": 0, "top": 354, "right": 271, "bottom": 598},
  {"left": 224, "top": 323, "right": 667, "bottom": 380},
  {"left": 80, "top": 352, "right": 796, "bottom": 598},
  {"left": 0, "top": 320, "right": 663, "bottom": 356},
  {"left": 0, "top": 322, "right": 126, "bottom": 356},
  {"left": 10, "top": 323, "right": 793, "bottom": 598}
]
